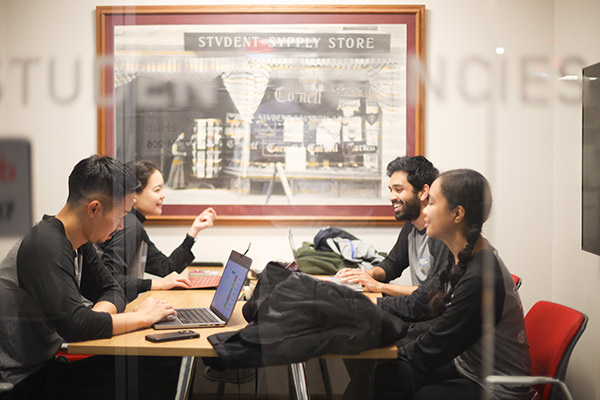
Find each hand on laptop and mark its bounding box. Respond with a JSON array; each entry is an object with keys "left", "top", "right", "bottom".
[
  {"left": 336, "top": 268, "right": 383, "bottom": 293},
  {"left": 134, "top": 296, "right": 177, "bottom": 325},
  {"left": 151, "top": 271, "right": 192, "bottom": 290}
]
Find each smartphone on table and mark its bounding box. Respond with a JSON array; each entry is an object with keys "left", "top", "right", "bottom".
[{"left": 145, "top": 330, "right": 200, "bottom": 343}]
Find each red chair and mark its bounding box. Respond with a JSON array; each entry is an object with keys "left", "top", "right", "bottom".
[
  {"left": 511, "top": 274, "right": 522, "bottom": 290},
  {"left": 56, "top": 343, "right": 93, "bottom": 363},
  {"left": 56, "top": 350, "right": 93, "bottom": 363},
  {"left": 487, "top": 300, "right": 588, "bottom": 400}
]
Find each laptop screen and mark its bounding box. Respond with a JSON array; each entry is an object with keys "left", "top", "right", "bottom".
[
  {"left": 288, "top": 227, "right": 299, "bottom": 261},
  {"left": 286, "top": 227, "right": 300, "bottom": 271},
  {"left": 210, "top": 250, "right": 251, "bottom": 321}
]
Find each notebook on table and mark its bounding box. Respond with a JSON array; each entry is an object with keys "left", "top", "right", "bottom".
[
  {"left": 187, "top": 273, "right": 221, "bottom": 289},
  {"left": 153, "top": 249, "right": 252, "bottom": 329},
  {"left": 184, "top": 262, "right": 224, "bottom": 289},
  {"left": 287, "top": 228, "right": 362, "bottom": 291}
]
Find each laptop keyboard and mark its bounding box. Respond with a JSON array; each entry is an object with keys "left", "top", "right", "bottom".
[{"left": 177, "top": 308, "right": 221, "bottom": 324}]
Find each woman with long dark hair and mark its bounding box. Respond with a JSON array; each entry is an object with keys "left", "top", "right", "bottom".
[{"left": 370, "top": 169, "right": 533, "bottom": 399}]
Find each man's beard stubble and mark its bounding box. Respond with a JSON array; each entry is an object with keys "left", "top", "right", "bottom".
[{"left": 394, "top": 193, "right": 421, "bottom": 222}]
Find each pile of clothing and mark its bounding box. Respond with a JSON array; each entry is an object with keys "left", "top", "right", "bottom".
[{"left": 296, "top": 227, "right": 385, "bottom": 275}]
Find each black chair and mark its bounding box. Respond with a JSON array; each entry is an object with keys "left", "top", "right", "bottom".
[{"left": 203, "top": 367, "right": 256, "bottom": 400}]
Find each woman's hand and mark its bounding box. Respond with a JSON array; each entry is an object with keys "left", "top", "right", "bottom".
[
  {"left": 188, "top": 207, "right": 217, "bottom": 238},
  {"left": 151, "top": 271, "right": 192, "bottom": 290}
]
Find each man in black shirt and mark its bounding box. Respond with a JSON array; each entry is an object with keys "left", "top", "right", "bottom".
[
  {"left": 0, "top": 156, "right": 178, "bottom": 400},
  {"left": 340, "top": 156, "right": 451, "bottom": 400},
  {"left": 338, "top": 156, "right": 450, "bottom": 295}
]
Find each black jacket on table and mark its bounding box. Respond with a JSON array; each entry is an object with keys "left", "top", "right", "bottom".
[
  {"left": 378, "top": 247, "right": 533, "bottom": 399},
  {"left": 207, "top": 262, "right": 407, "bottom": 368},
  {"left": 0, "top": 216, "right": 126, "bottom": 385},
  {"left": 100, "top": 209, "right": 195, "bottom": 302}
]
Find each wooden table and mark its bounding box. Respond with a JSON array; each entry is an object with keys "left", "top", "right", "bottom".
[
  {"left": 68, "top": 271, "right": 397, "bottom": 400},
  {"left": 69, "top": 290, "right": 246, "bottom": 358}
]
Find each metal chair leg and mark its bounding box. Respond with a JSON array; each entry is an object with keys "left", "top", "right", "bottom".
[{"left": 288, "top": 364, "right": 297, "bottom": 400}]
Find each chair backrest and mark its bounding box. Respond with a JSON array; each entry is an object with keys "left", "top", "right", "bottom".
[
  {"left": 511, "top": 274, "right": 522, "bottom": 289},
  {"left": 525, "top": 301, "right": 588, "bottom": 400}
]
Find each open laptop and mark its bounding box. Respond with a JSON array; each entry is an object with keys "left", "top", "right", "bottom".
[
  {"left": 153, "top": 249, "right": 252, "bottom": 329},
  {"left": 287, "top": 228, "right": 362, "bottom": 291}
]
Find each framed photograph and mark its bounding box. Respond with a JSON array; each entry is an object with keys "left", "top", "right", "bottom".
[{"left": 96, "top": 5, "right": 425, "bottom": 226}]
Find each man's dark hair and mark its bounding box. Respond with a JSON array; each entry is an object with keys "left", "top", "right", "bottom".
[
  {"left": 126, "top": 160, "right": 160, "bottom": 194},
  {"left": 386, "top": 155, "right": 439, "bottom": 192},
  {"left": 67, "top": 155, "right": 139, "bottom": 209}
]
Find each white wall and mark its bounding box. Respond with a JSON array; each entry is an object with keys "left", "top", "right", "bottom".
[
  {"left": 552, "top": 0, "right": 600, "bottom": 398},
  {"left": 1, "top": 0, "right": 599, "bottom": 398},
  {"left": 423, "top": 0, "right": 556, "bottom": 315}
]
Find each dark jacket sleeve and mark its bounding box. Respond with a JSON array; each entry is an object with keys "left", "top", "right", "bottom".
[
  {"left": 100, "top": 213, "right": 150, "bottom": 300},
  {"left": 144, "top": 233, "right": 195, "bottom": 277},
  {"left": 17, "top": 234, "right": 115, "bottom": 342},
  {"left": 79, "top": 242, "right": 126, "bottom": 313},
  {"left": 377, "top": 278, "right": 436, "bottom": 322},
  {"left": 101, "top": 211, "right": 195, "bottom": 301},
  {"left": 377, "top": 223, "right": 411, "bottom": 282},
  {"left": 401, "top": 263, "right": 506, "bottom": 371}
]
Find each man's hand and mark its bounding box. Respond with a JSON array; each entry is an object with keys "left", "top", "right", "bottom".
[
  {"left": 111, "top": 296, "right": 177, "bottom": 335},
  {"left": 336, "top": 268, "right": 384, "bottom": 293},
  {"left": 337, "top": 268, "right": 418, "bottom": 296},
  {"left": 133, "top": 296, "right": 177, "bottom": 326},
  {"left": 336, "top": 267, "right": 375, "bottom": 278}
]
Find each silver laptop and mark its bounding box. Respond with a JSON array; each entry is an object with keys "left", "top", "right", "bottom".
[
  {"left": 287, "top": 228, "right": 362, "bottom": 291},
  {"left": 153, "top": 250, "right": 252, "bottom": 329},
  {"left": 286, "top": 227, "right": 300, "bottom": 271}
]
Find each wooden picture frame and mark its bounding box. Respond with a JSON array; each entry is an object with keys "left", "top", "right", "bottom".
[{"left": 96, "top": 5, "right": 425, "bottom": 226}]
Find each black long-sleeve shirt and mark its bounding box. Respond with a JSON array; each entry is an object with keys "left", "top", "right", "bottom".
[
  {"left": 0, "top": 216, "right": 126, "bottom": 385},
  {"left": 100, "top": 209, "right": 195, "bottom": 302},
  {"left": 378, "top": 247, "right": 533, "bottom": 399}
]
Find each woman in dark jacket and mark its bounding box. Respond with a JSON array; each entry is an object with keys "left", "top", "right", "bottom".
[
  {"left": 366, "top": 169, "right": 534, "bottom": 400},
  {"left": 100, "top": 160, "right": 216, "bottom": 302}
]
